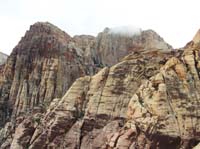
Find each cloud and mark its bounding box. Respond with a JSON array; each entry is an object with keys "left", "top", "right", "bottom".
[
  {"left": 1, "top": 0, "right": 200, "bottom": 54},
  {"left": 108, "top": 26, "right": 142, "bottom": 37}
]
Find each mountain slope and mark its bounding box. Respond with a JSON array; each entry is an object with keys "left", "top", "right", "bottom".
[
  {"left": 0, "top": 23, "right": 172, "bottom": 128},
  {"left": 0, "top": 49, "right": 177, "bottom": 148},
  {"left": 0, "top": 22, "right": 91, "bottom": 126},
  {"left": 2, "top": 31, "right": 200, "bottom": 148},
  {"left": 0, "top": 22, "right": 177, "bottom": 149}
]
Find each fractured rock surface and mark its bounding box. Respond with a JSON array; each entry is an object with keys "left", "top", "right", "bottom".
[
  {"left": 0, "top": 22, "right": 89, "bottom": 126},
  {"left": 95, "top": 28, "right": 172, "bottom": 66},
  {"left": 1, "top": 49, "right": 180, "bottom": 149},
  {"left": 2, "top": 22, "right": 197, "bottom": 149},
  {"left": 18, "top": 45, "right": 200, "bottom": 149}
]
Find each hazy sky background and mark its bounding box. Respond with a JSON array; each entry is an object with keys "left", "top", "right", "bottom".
[{"left": 1, "top": 0, "right": 200, "bottom": 54}]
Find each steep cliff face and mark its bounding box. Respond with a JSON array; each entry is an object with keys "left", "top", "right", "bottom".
[
  {"left": 0, "top": 23, "right": 172, "bottom": 128},
  {"left": 73, "top": 35, "right": 98, "bottom": 74},
  {"left": 0, "top": 52, "right": 8, "bottom": 65},
  {"left": 1, "top": 22, "right": 192, "bottom": 149},
  {"left": 2, "top": 29, "right": 200, "bottom": 148},
  {"left": 0, "top": 22, "right": 90, "bottom": 126},
  {"left": 0, "top": 49, "right": 180, "bottom": 149},
  {"left": 73, "top": 27, "right": 172, "bottom": 67},
  {"left": 95, "top": 28, "right": 172, "bottom": 66}
]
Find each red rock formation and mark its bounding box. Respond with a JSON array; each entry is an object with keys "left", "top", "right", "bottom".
[
  {"left": 0, "top": 22, "right": 88, "bottom": 126},
  {"left": 0, "top": 22, "right": 183, "bottom": 149}
]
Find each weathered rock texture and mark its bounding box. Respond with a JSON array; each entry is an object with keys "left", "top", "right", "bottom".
[
  {"left": 0, "top": 22, "right": 188, "bottom": 149},
  {"left": 3, "top": 35, "right": 200, "bottom": 148},
  {"left": 95, "top": 28, "right": 172, "bottom": 66},
  {"left": 0, "top": 48, "right": 183, "bottom": 149},
  {"left": 73, "top": 35, "right": 97, "bottom": 74},
  {"left": 0, "top": 22, "right": 90, "bottom": 126},
  {"left": 0, "top": 22, "right": 172, "bottom": 127},
  {"left": 0, "top": 52, "right": 8, "bottom": 65},
  {"left": 73, "top": 28, "right": 172, "bottom": 67}
]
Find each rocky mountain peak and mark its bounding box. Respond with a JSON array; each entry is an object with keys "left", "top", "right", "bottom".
[
  {"left": 0, "top": 22, "right": 91, "bottom": 127},
  {"left": 3, "top": 22, "right": 200, "bottom": 148},
  {"left": 27, "top": 22, "right": 71, "bottom": 39},
  {"left": 141, "top": 29, "right": 173, "bottom": 50},
  {"left": 12, "top": 22, "right": 72, "bottom": 58},
  {"left": 95, "top": 27, "right": 172, "bottom": 66}
]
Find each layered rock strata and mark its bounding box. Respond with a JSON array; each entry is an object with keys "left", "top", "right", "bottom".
[
  {"left": 0, "top": 22, "right": 88, "bottom": 126},
  {"left": 95, "top": 28, "right": 172, "bottom": 66},
  {"left": 0, "top": 22, "right": 179, "bottom": 149},
  {"left": 6, "top": 43, "right": 200, "bottom": 148},
  {"left": 1, "top": 49, "right": 183, "bottom": 149}
]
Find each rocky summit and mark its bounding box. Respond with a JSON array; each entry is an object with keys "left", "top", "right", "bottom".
[
  {"left": 94, "top": 28, "right": 172, "bottom": 66},
  {"left": 1, "top": 22, "right": 200, "bottom": 149}
]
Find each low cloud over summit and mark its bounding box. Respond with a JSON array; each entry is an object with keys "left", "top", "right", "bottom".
[{"left": 108, "top": 26, "right": 141, "bottom": 36}]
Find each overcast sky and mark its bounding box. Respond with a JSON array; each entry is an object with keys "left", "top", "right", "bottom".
[{"left": 1, "top": 0, "right": 200, "bottom": 54}]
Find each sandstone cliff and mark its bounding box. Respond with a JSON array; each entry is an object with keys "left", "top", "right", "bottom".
[
  {"left": 0, "top": 48, "right": 176, "bottom": 148},
  {"left": 73, "top": 35, "right": 97, "bottom": 74},
  {"left": 0, "top": 22, "right": 91, "bottom": 127},
  {"left": 2, "top": 32, "right": 200, "bottom": 148},
  {"left": 0, "top": 22, "right": 171, "bottom": 127},
  {"left": 95, "top": 28, "right": 172, "bottom": 66},
  {"left": 0, "top": 22, "right": 184, "bottom": 149},
  {"left": 6, "top": 35, "right": 200, "bottom": 148},
  {"left": 73, "top": 27, "right": 172, "bottom": 67}
]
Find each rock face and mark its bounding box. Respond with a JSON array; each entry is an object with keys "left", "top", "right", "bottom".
[
  {"left": 0, "top": 22, "right": 91, "bottom": 126},
  {"left": 0, "top": 49, "right": 182, "bottom": 149},
  {"left": 0, "top": 22, "right": 172, "bottom": 128},
  {"left": 26, "top": 49, "right": 178, "bottom": 149},
  {"left": 2, "top": 22, "right": 195, "bottom": 149},
  {"left": 0, "top": 52, "right": 8, "bottom": 65},
  {"left": 95, "top": 28, "right": 172, "bottom": 66},
  {"left": 3, "top": 34, "right": 200, "bottom": 148},
  {"left": 73, "top": 27, "right": 172, "bottom": 67},
  {"left": 73, "top": 35, "right": 97, "bottom": 74}
]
